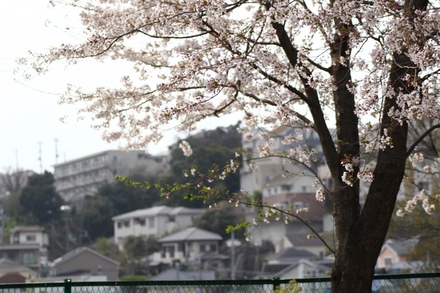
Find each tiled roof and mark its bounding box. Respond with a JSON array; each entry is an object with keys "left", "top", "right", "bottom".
[
  {"left": 52, "top": 246, "right": 119, "bottom": 266},
  {"left": 384, "top": 239, "right": 418, "bottom": 256},
  {"left": 112, "top": 206, "right": 205, "bottom": 221},
  {"left": 150, "top": 268, "right": 215, "bottom": 280},
  {"left": 158, "top": 227, "right": 222, "bottom": 243},
  {"left": 284, "top": 233, "right": 325, "bottom": 247}
]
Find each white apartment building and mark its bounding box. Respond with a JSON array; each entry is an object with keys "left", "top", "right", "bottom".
[
  {"left": 240, "top": 126, "right": 327, "bottom": 194},
  {"left": 112, "top": 206, "right": 206, "bottom": 250},
  {"left": 54, "top": 150, "right": 169, "bottom": 204}
]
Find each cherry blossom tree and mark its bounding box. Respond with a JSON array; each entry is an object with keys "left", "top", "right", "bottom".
[{"left": 24, "top": 0, "right": 440, "bottom": 292}]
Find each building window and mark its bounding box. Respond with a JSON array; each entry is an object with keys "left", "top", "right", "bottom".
[
  {"left": 23, "top": 253, "right": 36, "bottom": 265},
  {"left": 117, "top": 222, "right": 122, "bottom": 229},
  {"left": 385, "top": 258, "right": 392, "bottom": 268},
  {"left": 149, "top": 217, "right": 155, "bottom": 228},
  {"left": 139, "top": 219, "right": 146, "bottom": 226},
  {"left": 201, "top": 244, "right": 215, "bottom": 252},
  {"left": 168, "top": 215, "right": 175, "bottom": 222},
  {"left": 294, "top": 202, "right": 303, "bottom": 211},
  {"left": 26, "top": 235, "right": 36, "bottom": 242},
  {"left": 124, "top": 221, "right": 130, "bottom": 228}
]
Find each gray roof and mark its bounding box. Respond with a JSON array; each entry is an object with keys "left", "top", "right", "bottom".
[
  {"left": 150, "top": 268, "right": 215, "bottom": 280},
  {"left": 269, "top": 247, "right": 317, "bottom": 262},
  {"left": 52, "top": 247, "right": 119, "bottom": 266},
  {"left": 284, "top": 233, "right": 325, "bottom": 247},
  {"left": 9, "top": 226, "right": 45, "bottom": 233},
  {"left": 112, "top": 206, "right": 205, "bottom": 221},
  {"left": 384, "top": 239, "right": 418, "bottom": 256},
  {"left": 0, "top": 258, "right": 36, "bottom": 274},
  {"left": 158, "top": 227, "right": 222, "bottom": 243}
]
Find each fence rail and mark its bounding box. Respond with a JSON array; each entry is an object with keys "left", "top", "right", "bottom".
[{"left": 0, "top": 273, "right": 439, "bottom": 293}]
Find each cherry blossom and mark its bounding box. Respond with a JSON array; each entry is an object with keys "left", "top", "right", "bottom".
[{"left": 24, "top": 0, "right": 440, "bottom": 292}]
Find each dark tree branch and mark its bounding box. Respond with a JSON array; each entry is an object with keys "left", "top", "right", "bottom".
[{"left": 406, "top": 123, "right": 440, "bottom": 158}]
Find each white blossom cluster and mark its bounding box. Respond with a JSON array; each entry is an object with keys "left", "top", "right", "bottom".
[
  {"left": 397, "top": 190, "right": 436, "bottom": 217},
  {"left": 21, "top": 0, "right": 440, "bottom": 223}
]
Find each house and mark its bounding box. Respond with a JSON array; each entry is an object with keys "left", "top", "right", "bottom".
[
  {"left": 277, "top": 233, "right": 329, "bottom": 256},
  {"left": 151, "top": 227, "right": 222, "bottom": 266},
  {"left": 0, "top": 226, "right": 49, "bottom": 273},
  {"left": 266, "top": 247, "right": 318, "bottom": 265},
  {"left": 112, "top": 206, "right": 206, "bottom": 250},
  {"left": 50, "top": 247, "right": 119, "bottom": 280},
  {"left": 376, "top": 238, "right": 418, "bottom": 271},
  {"left": 0, "top": 258, "right": 37, "bottom": 283},
  {"left": 245, "top": 174, "right": 330, "bottom": 249},
  {"left": 54, "top": 150, "right": 169, "bottom": 204},
  {"left": 150, "top": 265, "right": 216, "bottom": 280},
  {"left": 240, "top": 126, "right": 327, "bottom": 194},
  {"left": 260, "top": 258, "right": 333, "bottom": 279}
]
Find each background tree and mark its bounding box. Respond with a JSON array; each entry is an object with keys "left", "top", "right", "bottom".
[
  {"left": 73, "top": 195, "right": 116, "bottom": 241},
  {"left": 18, "top": 171, "right": 64, "bottom": 227},
  {"left": 159, "top": 126, "right": 241, "bottom": 207},
  {"left": 121, "top": 235, "right": 150, "bottom": 276},
  {"left": 27, "top": 0, "right": 440, "bottom": 292},
  {"left": 193, "top": 205, "right": 245, "bottom": 240},
  {"left": 0, "top": 167, "right": 31, "bottom": 195},
  {"left": 94, "top": 237, "right": 121, "bottom": 261}
]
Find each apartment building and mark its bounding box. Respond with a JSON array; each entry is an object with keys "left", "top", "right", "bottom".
[{"left": 54, "top": 150, "right": 169, "bottom": 204}]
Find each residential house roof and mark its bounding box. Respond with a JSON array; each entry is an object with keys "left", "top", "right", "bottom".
[
  {"left": 267, "top": 247, "right": 317, "bottom": 263},
  {"left": 9, "top": 226, "right": 45, "bottom": 233},
  {"left": 112, "top": 206, "right": 205, "bottom": 221},
  {"left": 383, "top": 239, "right": 418, "bottom": 256},
  {"left": 150, "top": 268, "right": 215, "bottom": 280},
  {"left": 260, "top": 258, "right": 333, "bottom": 279},
  {"left": 0, "top": 258, "right": 36, "bottom": 274},
  {"left": 158, "top": 227, "right": 222, "bottom": 243},
  {"left": 284, "top": 233, "right": 325, "bottom": 247},
  {"left": 52, "top": 247, "right": 119, "bottom": 266}
]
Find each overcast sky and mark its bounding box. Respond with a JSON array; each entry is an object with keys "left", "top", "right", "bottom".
[{"left": 0, "top": 1, "right": 238, "bottom": 174}]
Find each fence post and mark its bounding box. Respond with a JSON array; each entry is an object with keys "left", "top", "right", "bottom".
[
  {"left": 272, "top": 276, "right": 280, "bottom": 292},
  {"left": 64, "top": 278, "right": 72, "bottom": 293}
]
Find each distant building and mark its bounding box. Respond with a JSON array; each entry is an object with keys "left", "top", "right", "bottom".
[
  {"left": 377, "top": 238, "right": 419, "bottom": 271},
  {"left": 240, "top": 126, "right": 327, "bottom": 194},
  {"left": 153, "top": 227, "right": 223, "bottom": 266},
  {"left": 0, "top": 226, "right": 49, "bottom": 273},
  {"left": 112, "top": 206, "right": 206, "bottom": 250},
  {"left": 150, "top": 266, "right": 216, "bottom": 280},
  {"left": 50, "top": 247, "right": 119, "bottom": 281},
  {"left": 0, "top": 258, "right": 37, "bottom": 283},
  {"left": 54, "top": 150, "right": 169, "bottom": 204}
]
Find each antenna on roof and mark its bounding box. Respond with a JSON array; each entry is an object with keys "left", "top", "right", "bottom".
[
  {"left": 55, "top": 138, "right": 59, "bottom": 165},
  {"left": 15, "top": 149, "right": 19, "bottom": 170},
  {"left": 38, "top": 142, "right": 43, "bottom": 173}
]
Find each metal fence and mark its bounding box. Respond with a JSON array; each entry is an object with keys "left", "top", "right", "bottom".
[{"left": 0, "top": 273, "right": 439, "bottom": 293}]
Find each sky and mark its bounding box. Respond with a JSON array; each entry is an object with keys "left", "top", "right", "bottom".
[{"left": 0, "top": 1, "right": 239, "bottom": 174}]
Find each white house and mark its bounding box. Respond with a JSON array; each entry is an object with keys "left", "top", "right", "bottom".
[
  {"left": 151, "top": 227, "right": 223, "bottom": 265},
  {"left": 112, "top": 206, "right": 206, "bottom": 250}
]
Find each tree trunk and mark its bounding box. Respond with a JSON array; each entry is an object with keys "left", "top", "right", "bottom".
[{"left": 329, "top": 1, "right": 426, "bottom": 291}]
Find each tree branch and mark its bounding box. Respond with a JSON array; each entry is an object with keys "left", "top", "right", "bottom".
[{"left": 406, "top": 123, "right": 440, "bottom": 158}]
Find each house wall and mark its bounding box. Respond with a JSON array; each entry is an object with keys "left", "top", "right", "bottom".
[
  {"left": 52, "top": 250, "right": 118, "bottom": 280},
  {"left": 113, "top": 211, "right": 203, "bottom": 250},
  {"left": 377, "top": 247, "right": 398, "bottom": 269},
  {"left": 153, "top": 240, "right": 219, "bottom": 265},
  {"left": 16, "top": 231, "right": 48, "bottom": 246}
]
